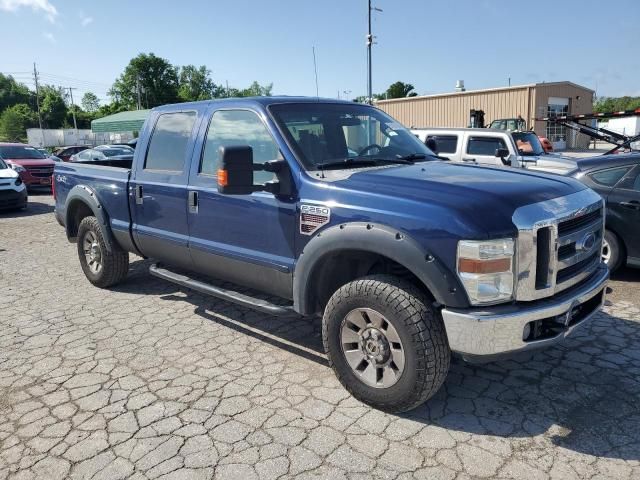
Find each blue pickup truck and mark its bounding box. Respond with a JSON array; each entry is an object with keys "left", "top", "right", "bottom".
[{"left": 54, "top": 97, "right": 609, "bottom": 412}]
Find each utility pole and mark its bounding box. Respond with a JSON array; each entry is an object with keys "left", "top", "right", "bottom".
[
  {"left": 136, "top": 76, "right": 142, "bottom": 110},
  {"left": 33, "top": 62, "right": 43, "bottom": 132},
  {"left": 312, "top": 46, "right": 319, "bottom": 98},
  {"left": 67, "top": 87, "right": 78, "bottom": 131},
  {"left": 367, "top": 1, "right": 382, "bottom": 105}
]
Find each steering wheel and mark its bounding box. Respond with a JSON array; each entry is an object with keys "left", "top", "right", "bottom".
[{"left": 358, "top": 144, "right": 383, "bottom": 156}]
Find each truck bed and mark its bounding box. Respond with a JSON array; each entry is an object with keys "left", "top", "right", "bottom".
[{"left": 54, "top": 160, "right": 134, "bottom": 250}]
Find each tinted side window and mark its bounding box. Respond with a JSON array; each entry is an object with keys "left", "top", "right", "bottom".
[
  {"left": 200, "top": 110, "right": 278, "bottom": 183},
  {"left": 426, "top": 135, "right": 457, "bottom": 154},
  {"left": 633, "top": 173, "right": 640, "bottom": 191},
  {"left": 467, "top": 137, "right": 507, "bottom": 156},
  {"left": 145, "top": 112, "right": 197, "bottom": 172},
  {"left": 588, "top": 167, "right": 632, "bottom": 187}
]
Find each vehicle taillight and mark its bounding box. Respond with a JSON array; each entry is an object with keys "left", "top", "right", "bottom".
[{"left": 51, "top": 174, "right": 56, "bottom": 200}]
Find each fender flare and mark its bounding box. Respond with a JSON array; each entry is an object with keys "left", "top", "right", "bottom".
[
  {"left": 293, "top": 222, "right": 469, "bottom": 314},
  {"left": 64, "top": 185, "right": 115, "bottom": 253}
]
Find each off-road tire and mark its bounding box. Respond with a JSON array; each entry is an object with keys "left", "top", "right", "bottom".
[
  {"left": 603, "top": 229, "right": 624, "bottom": 272},
  {"left": 77, "top": 216, "right": 129, "bottom": 288},
  {"left": 322, "top": 274, "right": 450, "bottom": 412}
]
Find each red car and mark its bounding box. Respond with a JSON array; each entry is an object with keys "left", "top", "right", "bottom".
[{"left": 0, "top": 143, "right": 56, "bottom": 189}]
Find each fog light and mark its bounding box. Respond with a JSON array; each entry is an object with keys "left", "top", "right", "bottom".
[{"left": 522, "top": 323, "right": 531, "bottom": 341}]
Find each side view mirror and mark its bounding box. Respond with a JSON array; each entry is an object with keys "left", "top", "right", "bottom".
[
  {"left": 495, "top": 148, "right": 511, "bottom": 166},
  {"left": 217, "top": 145, "right": 288, "bottom": 196}
]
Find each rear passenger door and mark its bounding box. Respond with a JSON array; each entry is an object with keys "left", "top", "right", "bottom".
[
  {"left": 130, "top": 109, "right": 204, "bottom": 269},
  {"left": 463, "top": 135, "right": 508, "bottom": 166}
]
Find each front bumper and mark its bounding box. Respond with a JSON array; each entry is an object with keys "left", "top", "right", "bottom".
[
  {"left": 0, "top": 187, "right": 28, "bottom": 210},
  {"left": 442, "top": 264, "right": 609, "bottom": 361}
]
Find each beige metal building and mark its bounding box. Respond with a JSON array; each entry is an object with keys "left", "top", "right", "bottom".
[{"left": 376, "top": 81, "right": 594, "bottom": 149}]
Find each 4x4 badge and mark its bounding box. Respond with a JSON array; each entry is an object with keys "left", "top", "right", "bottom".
[{"left": 300, "top": 204, "right": 330, "bottom": 235}]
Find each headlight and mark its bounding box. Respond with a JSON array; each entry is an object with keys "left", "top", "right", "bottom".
[
  {"left": 457, "top": 238, "right": 515, "bottom": 305},
  {"left": 10, "top": 164, "right": 26, "bottom": 173},
  {"left": 15, "top": 177, "right": 23, "bottom": 186}
]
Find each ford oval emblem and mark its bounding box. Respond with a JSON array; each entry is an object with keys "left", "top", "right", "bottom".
[{"left": 577, "top": 232, "right": 597, "bottom": 252}]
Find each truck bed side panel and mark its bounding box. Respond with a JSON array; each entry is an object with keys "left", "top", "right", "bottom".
[{"left": 54, "top": 162, "right": 135, "bottom": 251}]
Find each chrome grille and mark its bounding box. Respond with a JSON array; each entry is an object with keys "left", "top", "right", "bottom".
[{"left": 513, "top": 189, "right": 604, "bottom": 301}]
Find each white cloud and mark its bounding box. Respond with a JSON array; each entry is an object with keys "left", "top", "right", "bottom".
[
  {"left": 80, "top": 13, "right": 93, "bottom": 27},
  {"left": 0, "top": 0, "right": 58, "bottom": 22},
  {"left": 42, "top": 31, "right": 55, "bottom": 43}
]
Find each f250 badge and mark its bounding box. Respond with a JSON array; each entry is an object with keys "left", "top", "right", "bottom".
[{"left": 300, "top": 204, "right": 330, "bottom": 235}]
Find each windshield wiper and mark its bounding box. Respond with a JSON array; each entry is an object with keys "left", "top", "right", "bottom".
[
  {"left": 397, "top": 153, "right": 427, "bottom": 161},
  {"left": 316, "top": 157, "right": 413, "bottom": 170}
]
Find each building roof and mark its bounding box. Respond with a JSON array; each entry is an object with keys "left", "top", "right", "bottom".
[
  {"left": 376, "top": 81, "right": 595, "bottom": 104},
  {"left": 91, "top": 109, "right": 151, "bottom": 133}
]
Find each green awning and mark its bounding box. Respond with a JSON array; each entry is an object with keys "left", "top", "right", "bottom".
[{"left": 91, "top": 109, "right": 150, "bottom": 133}]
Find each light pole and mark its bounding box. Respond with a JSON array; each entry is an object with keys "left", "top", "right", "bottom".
[{"left": 367, "top": 0, "right": 382, "bottom": 105}]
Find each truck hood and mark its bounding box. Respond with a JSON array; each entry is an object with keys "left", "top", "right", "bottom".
[
  {"left": 5, "top": 158, "right": 55, "bottom": 167},
  {"left": 327, "top": 161, "right": 587, "bottom": 236},
  {"left": 0, "top": 167, "right": 19, "bottom": 179},
  {"left": 519, "top": 153, "right": 577, "bottom": 174}
]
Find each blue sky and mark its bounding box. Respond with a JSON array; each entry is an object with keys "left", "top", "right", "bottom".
[{"left": 1, "top": 0, "right": 638, "bottom": 105}]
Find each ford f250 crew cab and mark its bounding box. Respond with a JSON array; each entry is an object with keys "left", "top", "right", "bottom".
[{"left": 54, "top": 98, "right": 609, "bottom": 412}]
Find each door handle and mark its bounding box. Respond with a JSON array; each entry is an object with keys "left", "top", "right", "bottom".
[
  {"left": 619, "top": 201, "right": 640, "bottom": 210},
  {"left": 188, "top": 190, "right": 198, "bottom": 214},
  {"left": 462, "top": 158, "right": 476, "bottom": 163},
  {"left": 135, "top": 185, "right": 143, "bottom": 204}
]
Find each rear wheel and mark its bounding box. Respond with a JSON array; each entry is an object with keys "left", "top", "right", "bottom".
[
  {"left": 77, "top": 216, "right": 129, "bottom": 287},
  {"left": 322, "top": 275, "right": 450, "bottom": 412},
  {"left": 603, "top": 230, "right": 624, "bottom": 272}
]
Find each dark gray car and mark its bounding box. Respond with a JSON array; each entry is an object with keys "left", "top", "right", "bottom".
[{"left": 570, "top": 153, "right": 640, "bottom": 271}]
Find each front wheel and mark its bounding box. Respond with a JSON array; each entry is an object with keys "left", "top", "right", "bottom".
[
  {"left": 77, "top": 216, "right": 129, "bottom": 288},
  {"left": 603, "top": 230, "right": 624, "bottom": 272},
  {"left": 322, "top": 275, "right": 450, "bottom": 412}
]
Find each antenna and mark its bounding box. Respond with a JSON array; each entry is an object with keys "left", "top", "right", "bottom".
[{"left": 312, "top": 46, "right": 319, "bottom": 98}]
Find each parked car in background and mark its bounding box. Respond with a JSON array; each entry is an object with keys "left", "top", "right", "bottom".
[
  {"left": 0, "top": 156, "right": 27, "bottom": 211},
  {"left": 411, "top": 128, "right": 575, "bottom": 174},
  {"left": 70, "top": 145, "right": 134, "bottom": 163},
  {"left": 53, "top": 145, "right": 90, "bottom": 162},
  {"left": 569, "top": 153, "right": 640, "bottom": 272},
  {"left": 0, "top": 143, "right": 55, "bottom": 190}
]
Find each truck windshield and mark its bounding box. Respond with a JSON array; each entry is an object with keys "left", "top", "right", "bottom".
[
  {"left": 512, "top": 132, "right": 545, "bottom": 156},
  {"left": 269, "top": 103, "right": 435, "bottom": 170},
  {"left": 0, "top": 145, "right": 47, "bottom": 160}
]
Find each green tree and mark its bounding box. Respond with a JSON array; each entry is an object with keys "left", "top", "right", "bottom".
[
  {"left": 0, "top": 104, "right": 37, "bottom": 142},
  {"left": 594, "top": 96, "right": 640, "bottom": 113},
  {"left": 177, "top": 65, "right": 222, "bottom": 101},
  {"left": 385, "top": 81, "right": 418, "bottom": 99},
  {"left": 238, "top": 81, "right": 273, "bottom": 97},
  {"left": 81, "top": 92, "right": 100, "bottom": 112},
  {"left": 110, "top": 53, "right": 180, "bottom": 109},
  {"left": 0, "top": 74, "right": 33, "bottom": 112},
  {"left": 39, "top": 85, "right": 68, "bottom": 128}
]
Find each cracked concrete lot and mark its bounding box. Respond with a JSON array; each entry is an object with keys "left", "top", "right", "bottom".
[{"left": 1, "top": 195, "right": 640, "bottom": 480}]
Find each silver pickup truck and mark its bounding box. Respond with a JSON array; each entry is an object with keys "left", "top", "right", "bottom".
[{"left": 412, "top": 127, "right": 577, "bottom": 175}]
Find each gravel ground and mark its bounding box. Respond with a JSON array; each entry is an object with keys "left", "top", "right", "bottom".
[{"left": 0, "top": 194, "right": 639, "bottom": 480}]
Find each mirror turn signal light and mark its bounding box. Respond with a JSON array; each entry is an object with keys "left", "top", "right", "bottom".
[{"left": 217, "top": 169, "right": 228, "bottom": 187}]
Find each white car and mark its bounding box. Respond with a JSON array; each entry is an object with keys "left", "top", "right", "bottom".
[
  {"left": 412, "top": 128, "right": 577, "bottom": 175},
  {"left": 0, "top": 157, "right": 28, "bottom": 211}
]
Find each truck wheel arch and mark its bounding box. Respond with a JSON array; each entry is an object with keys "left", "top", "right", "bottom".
[
  {"left": 64, "top": 186, "right": 115, "bottom": 253},
  {"left": 293, "top": 222, "right": 469, "bottom": 315}
]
